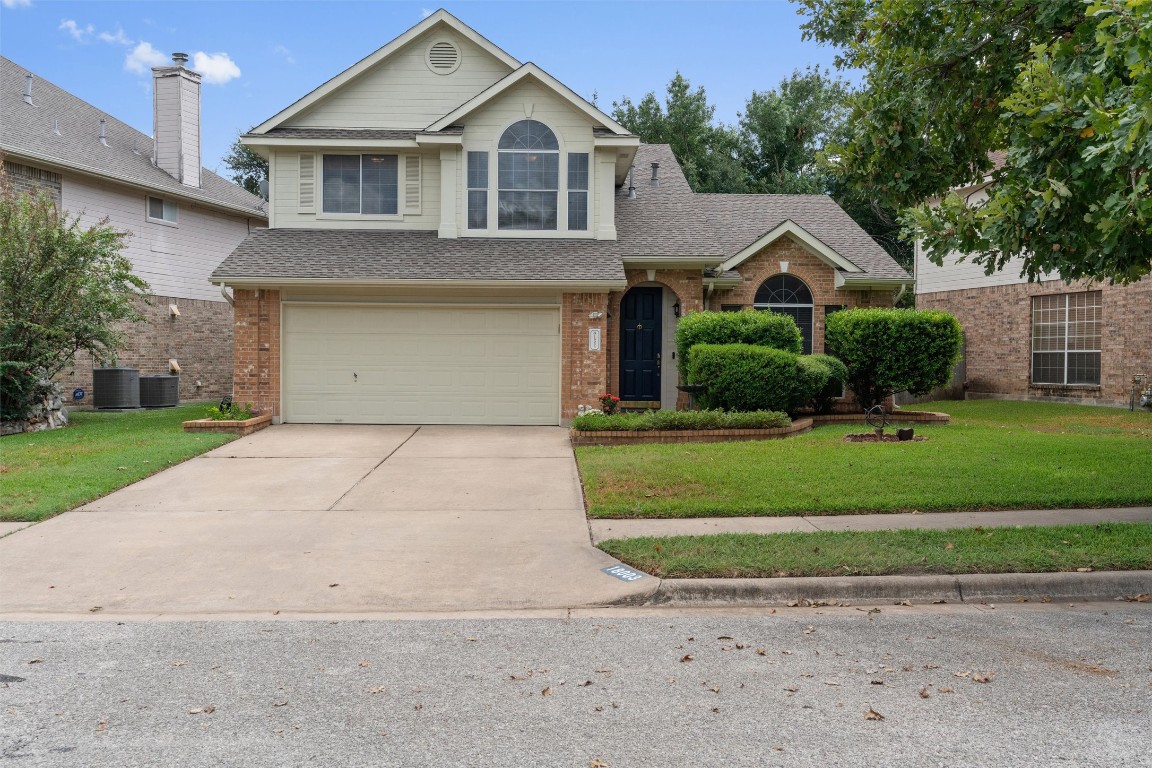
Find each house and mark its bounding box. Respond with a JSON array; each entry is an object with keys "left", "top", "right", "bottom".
[
  {"left": 915, "top": 159, "right": 1152, "bottom": 408},
  {"left": 216, "top": 9, "right": 909, "bottom": 426},
  {"left": 0, "top": 54, "right": 268, "bottom": 405}
]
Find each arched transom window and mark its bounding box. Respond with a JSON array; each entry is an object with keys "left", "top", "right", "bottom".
[
  {"left": 497, "top": 119, "right": 559, "bottom": 230},
  {"left": 754, "top": 274, "right": 814, "bottom": 354}
]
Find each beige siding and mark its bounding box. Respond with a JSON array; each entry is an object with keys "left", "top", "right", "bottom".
[
  {"left": 460, "top": 80, "right": 599, "bottom": 238},
  {"left": 270, "top": 148, "right": 441, "bottom": 230},
  {"left": 915, "top": 189, "right": 1058, "bottom": 294},
  {"left": 61, "top": 175, "right": 254, "bottom": 302},
  {"left": 179, "top": 78, "right": 201, "bottom": 186},
  {"left": 286, "top": 31, "right": 512, "bottom": 129}
]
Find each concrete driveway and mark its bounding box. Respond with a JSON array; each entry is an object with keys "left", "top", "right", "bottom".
[{"left": 0, "top": 425, "right": 654, "bottom": 617}]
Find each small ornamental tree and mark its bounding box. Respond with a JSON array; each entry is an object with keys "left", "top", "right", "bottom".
[
  {"left": 0, "top": 171, "right": 147, "bottom": 421},
  {"left": 824, "top": 308, "right": 963, "bottom": 410},
  {"left": 676, "top": 310, "right": 802, "bottom": 381}
]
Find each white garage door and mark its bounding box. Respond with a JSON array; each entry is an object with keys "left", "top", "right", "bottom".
[{"left": 282, "top": 304, "right": 560, "bottom": 425}]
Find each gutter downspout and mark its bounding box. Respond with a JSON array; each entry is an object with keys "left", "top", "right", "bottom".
[
  {"left": 894, "top": 282, "right": 909, "bottom": 304},
  {"left": 220, "top": 285, "right": 234, "bottom": 306}
]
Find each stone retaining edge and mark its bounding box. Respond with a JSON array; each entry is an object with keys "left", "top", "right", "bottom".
[
  {"left": 182, "top": 411, "right": 273, "bottom": 436},
  {"left": 570, "top": 418, "right": 812, "bottom": 446},
  {"left": 645, "top": 570, "right": 1152, "bottom": 607}
]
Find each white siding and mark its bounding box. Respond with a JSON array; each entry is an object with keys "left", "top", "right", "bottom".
[
  {"left": 915, "top": 189, "right": 1059, "bottom": 294},
  {"left": 61, "top": 175, "right": 254, "bottom": 302},
  {"left": 460, "top": 80, "right": 599, "bottom": 238},
  {"left": 286, "top": 32, "right": 512, "bottom": 130},
  {"left": 270, "top": 148, "right": 441, "bottom": 230}
]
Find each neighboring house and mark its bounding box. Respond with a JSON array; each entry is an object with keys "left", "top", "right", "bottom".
[
  {"left": 216, "top": 10, "right": 909, "bottom": 426},
  {"left": 915, "top": 160, "right": 1151, "bottom": 408},
  {"left": 0, "top": 55, "right": 267, "bottom": 405}
]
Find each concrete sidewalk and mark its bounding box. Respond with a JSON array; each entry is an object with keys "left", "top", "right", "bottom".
[{"left": 589, "top": 506, "right": 1152, "bottom": 543}]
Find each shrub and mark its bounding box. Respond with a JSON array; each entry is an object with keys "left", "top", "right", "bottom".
[
  {"left": 825, "top": 308, "right": 963, "bottom": 409},
  {"left": 205, "top": 401, "right": 254, "bottom": 421},
  {"left": 686, "top": 344, "right": 805, "bottom": 413},
  {"left": 675, "top": 310, "right": 802, "bottom": 381},
  {"left": 807, "top": 354, "right": 849, "bottom": 414},
  {"left": 572, "top": 408, "right": 790, "bottom": 432}
]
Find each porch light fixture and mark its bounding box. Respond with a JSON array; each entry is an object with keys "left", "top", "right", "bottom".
[
  {"left": 779, "top": 260, "right": 790, "bottom": 274},
  {"left": 673, "top": 301, "right": 681, "bottom": 318}
]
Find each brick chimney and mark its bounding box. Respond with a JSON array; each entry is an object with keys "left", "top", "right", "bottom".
[{"left": 151, "top": 53, "right": 201, "bottom": 187}]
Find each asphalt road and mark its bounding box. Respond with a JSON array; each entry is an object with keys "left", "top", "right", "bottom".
[{"left": 2, "top": 603, "right": 1150, "bottom": 767}]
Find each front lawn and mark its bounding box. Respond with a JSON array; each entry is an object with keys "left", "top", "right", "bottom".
[
  {"left": 598, "top": 522, "right": 1152, "bottom": 578},
  {"left": 576, "top": 400, "right": 1152, "bottom": 518},
  {"left": 0, "top": 405, "right": 234, "bottom": 522}
]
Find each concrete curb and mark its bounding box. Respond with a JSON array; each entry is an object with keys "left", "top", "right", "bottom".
[{"left": 647, "top": 570, "right": 1152, "bottom": 607}]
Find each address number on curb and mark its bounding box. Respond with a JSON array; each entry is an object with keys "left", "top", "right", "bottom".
[{"left": 601, "top": 565, "right": 646, "bottom": 582}]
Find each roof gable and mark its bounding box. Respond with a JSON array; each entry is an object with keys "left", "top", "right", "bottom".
[
  {"left": 720, "top": 219, "right": 863, "bottom": 274},
  {"left": 427, "top": 63, "right": 631, "bottom": 135},
  {"left": 251, "top": 10, "right": 520, "bottom": 133}
]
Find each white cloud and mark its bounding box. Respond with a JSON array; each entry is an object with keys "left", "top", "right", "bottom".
[
  {"left": 2, "top": 0, "right": 33, "bottom": 8},
  {"left": 272, "top": 44, "right": 295, "bottom": 65},
  {"left": 99, "top": 27, "right": 131, "bottom": 46},
  {"left": 421, "top": 7, "right": 434, "bottom": 18},
  {"left": 192, "top": 51, "right": 241, "bottom": 84},
  {"left": 59, "top": 19, "right": 94, "bottom": 42},
  {"left": 124, "top": 40, "right": 168, "bottom": 73}
]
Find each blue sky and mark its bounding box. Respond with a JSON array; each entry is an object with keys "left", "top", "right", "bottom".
[{"left": 1, "top": 0, "right": 850, "bottom": 178}]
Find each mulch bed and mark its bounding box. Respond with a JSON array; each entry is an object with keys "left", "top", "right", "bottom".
[{"left": 843, "top": 432, "right": 928, "bottom": 443}]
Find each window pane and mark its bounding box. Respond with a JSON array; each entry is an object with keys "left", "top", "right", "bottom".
[
  {"left": 498, "top": 152, "right": 558, "bottom": 191},
  {"left": 1032, "top": 352, "right": 1066, "bottom": 384},
  {"left": 498, "top": 191, "right": 557, "bottom": 230},
  {"left": 568, "top": 191, "right": 587, "bottom": 230},
  {"left": 568, "top": 153, "right": 588, "bottom": 190},
  {"left": 361, "top": 154, "right": 398, "bottom": 215},
  {"left": 322, "top": 155, "right": 361, "bottom": 213},
  {"left": 467, "top": 190, "right": 488, "bottom": 229},
  {"left": 1067, "top": 352, "right": 1101, "bottom": 385},
  {"left": 498, "top": 120, "right": 559, "bottom": 150},
  {"left": 467, "top": 151, "right": 488, "bottom": 189},
  {"left": 163, "top": 199, "right": 177, "bottom": 222},
  {"left": 148, "top": 197, "right": 164, "bottom": 219}
]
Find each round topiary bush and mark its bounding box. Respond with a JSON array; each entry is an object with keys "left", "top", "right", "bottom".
[{"left": 676, "top": 310, "right": 802, "bottom": 382}]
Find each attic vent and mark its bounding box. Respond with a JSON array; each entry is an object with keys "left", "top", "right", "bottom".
[{"left": 426, "top": 40, "right": 461, "bottom": 74}]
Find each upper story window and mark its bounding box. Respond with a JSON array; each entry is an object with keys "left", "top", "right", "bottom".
[
  {"left": 567, "top": 153, "right": 589, "bottom": 231},
  {"left": 322, "top": 154, "right": 398, "bottom": 215},
  {"left": 467, "top": 151, "right": 488, "bottom": 230},
  {"left": 147, "top": 196, "right": 177, "bottom": 225},
  {"left": 497, "top": 120, "right": 558, "bottom": 230},
  {"left": 755, "top": 274, "right": 814, "bottom": 354}
]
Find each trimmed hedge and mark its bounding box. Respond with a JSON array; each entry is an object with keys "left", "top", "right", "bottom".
[
  {"left": 572, "top": 408, "right": 790, "bottom": 432},
  {"left": 825, "top": 308, "right": 963, "bottom": 409},
  {"left": 807, "top": 354, "right": 849, "bottom": 414},
  {"left": 675, "top": 310, "right": 802, "bottom": 380},
  {"left": 685, "top": 344, "right": 799, "bottom": 413}
]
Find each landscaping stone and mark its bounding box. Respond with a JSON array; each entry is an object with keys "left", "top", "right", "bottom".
[{"left": 0, "top": 382, "right": 68, "bottom": 435}]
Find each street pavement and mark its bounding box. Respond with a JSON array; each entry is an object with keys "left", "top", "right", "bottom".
[{"left": 2, "top": 603, "right": 1150, "bottom": 767}]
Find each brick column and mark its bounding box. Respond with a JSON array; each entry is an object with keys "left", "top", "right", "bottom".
[
  {"left": 561, "top": 292, "right": 609, "bottom": 420},
  {"left": 232, "top": 288, "right": 281, "bottom": 418}
]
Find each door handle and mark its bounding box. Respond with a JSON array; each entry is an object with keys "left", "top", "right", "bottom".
[{"left": 656, "top": 353, "right": 661, "bottom": 368}]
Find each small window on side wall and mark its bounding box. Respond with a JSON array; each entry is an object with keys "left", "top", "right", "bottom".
[{"left": 147, "top": 196, "right": 177, "bottom": 224}]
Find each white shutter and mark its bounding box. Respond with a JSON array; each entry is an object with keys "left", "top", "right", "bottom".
[
  {"left": 298, "top": 153, "right": 316, "bottom": 213},
  {"left": 404, "top": 154, "right": 421, "bottom": 215}
]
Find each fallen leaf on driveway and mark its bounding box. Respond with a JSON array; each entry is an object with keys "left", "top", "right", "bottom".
[
  {"left": 273, "top": 700, "right": 288, "bottom": 707},
  {"left": 170, "top": 660, "right": 189, "bottom": 667},
  {"left": 89, "top": 607, "right": 102, "bottom": 613},
  {"left": 864, "top": 708, "right": 885, "bottom": 721},
  {"left": 188, "top": 706, "right": 215, "bottom": 715},
  {"left": 590, "top": 760, "right": 608, "bottom": 768},
  {"left": 918, "top": 687, "right": 930, "bottom": 698},
  {"left": 1122, "top": 593, "right": 1150, "bottom": 602},
  {"left": 541, "top": 687, "right": 551, "bottom": 696},
  {"left": 972, "top": 672, "right": 994, "bottom": 684},
  {"left": 937, "top": 687, "right": 954, "bottom": 694},
  {"left": 680, "top": 655, "right": 694, "bottom": 663},
  {"left": 96, "top": 719, "right": 108, "bottom": 732},
  {"left": 953, "top": 671, "right": 971, "bottom": 679},
  {"left": 328, "top": 583, "right": 340, "bottom": 588},
  {"left": 367, "top": 687, "right": 386, "bottom": 694},
  {"left": 28, "top": 659, "right": 43, "bottom": 665}
]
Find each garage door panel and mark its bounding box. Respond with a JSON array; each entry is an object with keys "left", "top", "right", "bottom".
[{"left": 283, "top": 304, "right": 560, "bottom": 425}]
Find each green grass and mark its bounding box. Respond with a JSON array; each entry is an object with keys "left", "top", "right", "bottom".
[
  {"left": 598, "top": 522, "right": 1152, "bottom": 578},
  {"left": 0, "top": 406, "right": 234, "bottom": 522},
  {"left": 576, "top": 400, "right": 1152, "bottom": 518}
]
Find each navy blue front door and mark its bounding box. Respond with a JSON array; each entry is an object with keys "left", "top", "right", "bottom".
[{"left": 620, "top": 287, "right": 662, "bottom": 401}]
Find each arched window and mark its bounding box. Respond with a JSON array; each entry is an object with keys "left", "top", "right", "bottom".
[
  {"left": 497, "top": 119, "right": 559, "bottom": 230},
  {"left": 754, "top": 275, "right": 814, "bottom": 354}
]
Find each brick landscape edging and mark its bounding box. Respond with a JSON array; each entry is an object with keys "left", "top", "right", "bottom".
[
  {"left": 182, "top": 411, "right": 273, "bottom": 436},
  {"left": 570, "top": 418, "right": 814, "bottom": 446},
  {"left": 569, "top": 411, "right": 950, "bottom": 446}
]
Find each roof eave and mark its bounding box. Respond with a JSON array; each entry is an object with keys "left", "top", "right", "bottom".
[
  {"left": 212, "top": 276, "right": 627, "bottom": 291},
  {"left": 2, "top": 146, "right": 268, "bottom": 221}
]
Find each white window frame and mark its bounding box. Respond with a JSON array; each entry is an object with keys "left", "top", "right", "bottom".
[
  {"left": 146, "top": 196, "right": 177, "bottom": 226},
  {"left": 1031, "top": 292, "right": 1102, "bottom": 386},
  {"left": 317, "top": 153, "right": 401, "bottom": 220}
]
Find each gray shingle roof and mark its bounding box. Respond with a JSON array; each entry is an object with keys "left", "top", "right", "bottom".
[
  {"left": 212, "top": 229, "right": 625, "bottom": 282},
  {"left": 1, "top": 56, "right": 266, "bottom": 219}
]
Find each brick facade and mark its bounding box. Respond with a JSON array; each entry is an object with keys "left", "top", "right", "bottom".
[
  {"left": 2, "top": 161, "right": 61, "bottom": 204},
  {"left": 65, "top": 294, "right": 234, "bottom": 406},
  {"left": 918, "top": 276, "right": 1152, "bottom": 407},
  {"left": 232, "top": 289, "right": 282, "bottom": 418},
  {"left": 708, "top": 239, "right": 893, "bottom": 354},
  {"left": 560, "top": 292, "right": 610, "bottom": 419}
]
